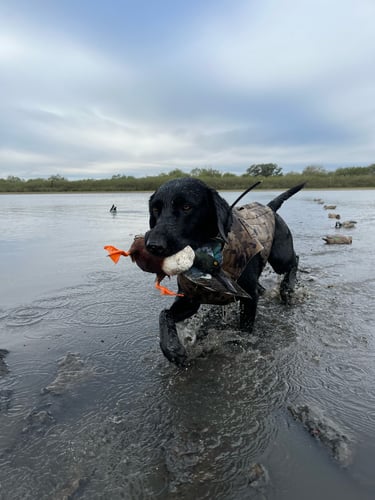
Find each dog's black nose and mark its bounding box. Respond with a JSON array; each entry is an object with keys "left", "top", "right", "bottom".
[
  {"left": 145, "top": 230, "right": 169, "bottom": 256},
  {"left": 146, "top": 239, "right": 169, "bottom": 256},
  {"left": 146, "top": 244, "right": 163, "bottom": 255}
]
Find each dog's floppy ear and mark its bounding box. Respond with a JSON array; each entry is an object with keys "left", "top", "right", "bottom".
[
  {"left": 210, "top": 188, "right": 233, "bottom": 242},
  {"left": 148, "top": 193, "right": 156, "bottom": 228}
]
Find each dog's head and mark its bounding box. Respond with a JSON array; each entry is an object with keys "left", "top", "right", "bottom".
[{"left": 145, "top": 177, "right": 232, "bottom": 257}]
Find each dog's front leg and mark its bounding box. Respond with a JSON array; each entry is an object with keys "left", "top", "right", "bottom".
[
  {"left": 239, "top": 296, "right": 258, "bottom": 331},
  {"left": 159, "top": 296, "right": 200, "bottom": 366},
  {"left": 159, "top": 310, "right": 187, "bottom": 366},
  {"left": 237, "top": 257, "right": 263, "bottom": 332}
]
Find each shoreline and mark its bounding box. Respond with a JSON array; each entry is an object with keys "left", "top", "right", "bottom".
[{"left": 1, "top": 186, "right": 375, "bottom": 195}]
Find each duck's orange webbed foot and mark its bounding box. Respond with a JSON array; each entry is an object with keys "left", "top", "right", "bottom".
[
  {"left": 104, "top": 245, "right": 131, "bottom": 264},
  {"left": 155, "top": 281, "right": 184, "bottom": 297}
]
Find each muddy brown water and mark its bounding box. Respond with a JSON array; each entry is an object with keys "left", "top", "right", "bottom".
[{"left": 0, "top": 190, "right": 374, "bottom": 499}]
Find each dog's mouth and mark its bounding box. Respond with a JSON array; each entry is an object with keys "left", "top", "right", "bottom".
[{"left": 144, "top": 230, "right": 193, "bottom": 258}]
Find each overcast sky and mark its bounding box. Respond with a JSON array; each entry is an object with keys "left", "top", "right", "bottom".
[{"left": 1, "top": 0, "right": 374, "bottom": 179}]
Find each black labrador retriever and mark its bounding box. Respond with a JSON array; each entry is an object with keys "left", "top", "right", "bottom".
[{"left": 145, "top": 177, "right": 304, "bottom": 365}]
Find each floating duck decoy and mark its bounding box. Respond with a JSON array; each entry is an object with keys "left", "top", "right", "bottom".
[
  {"left": 328, "top": 213, "right": 341, "bottom": 219},
  {"left": 322, "top": 235, "right": 352, "bottom": 245},
  {"left": 335, "top": 220, "right": 357, "bottom": 229},
  {"left": 324, "top": 204, "right": 336, "bottom": 209}
]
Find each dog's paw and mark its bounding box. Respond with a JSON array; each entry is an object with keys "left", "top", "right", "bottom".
[
  {"left": 280, "top": 283, "right": 295, "bottom": 305},
  {"left": 159, "top": 310, "right": 188, "bottom": 366}
]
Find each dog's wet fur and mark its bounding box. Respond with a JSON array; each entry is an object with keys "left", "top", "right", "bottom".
[{"left": 145, "top": 177, "right": 305, "bottom": 365}]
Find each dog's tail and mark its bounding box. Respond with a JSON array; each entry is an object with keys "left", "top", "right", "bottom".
[
  {"left": 267, "top": 182, "right": 306, "bottom": 212},
  {"left": 229, "top": 181, "right": 261, "bottom": 210}
]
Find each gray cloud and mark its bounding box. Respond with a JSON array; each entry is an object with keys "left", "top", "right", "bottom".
[{"left": 0, "top": 0, "right": 374, "bottom": 179}]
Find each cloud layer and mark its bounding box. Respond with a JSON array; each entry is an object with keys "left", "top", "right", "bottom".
[{"left": 1, "top": 0, "right": 374, "bottom": 179}]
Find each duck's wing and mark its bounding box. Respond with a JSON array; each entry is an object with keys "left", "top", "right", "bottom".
[{"left": 180, "top": 268, "right": 251, "bottom": 301}]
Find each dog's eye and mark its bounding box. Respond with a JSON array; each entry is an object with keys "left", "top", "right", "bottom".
[
  {"left": 182, "top": 203, "right": 192, "bottom": 212},
  {"left": 152, "top": 207, "right": 160, "bottom": 217}
]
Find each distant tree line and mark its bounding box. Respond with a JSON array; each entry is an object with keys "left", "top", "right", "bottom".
[{"left": 1, "top": 164, "right": 374, "bottom": 193}]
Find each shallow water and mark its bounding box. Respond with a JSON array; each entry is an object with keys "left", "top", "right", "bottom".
[{"left": 0, "top": 189, "right": 374, "bottom": 499}]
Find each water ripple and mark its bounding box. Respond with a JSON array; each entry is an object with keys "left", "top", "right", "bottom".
[
  {"left": 65, "top": 299, "right": 139, "bottom": 328},
  {"left": 0, "top": 308, "right": 8, "bottom": 321},
  {"left": 33, "top": 296, "right": 71, "bottom": 310},
  {"left": 86, "top": 270, "right": 120, "bottom": 283},
  {"left": 6, "top": 306, "right": 49, "bottom": 327}
]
